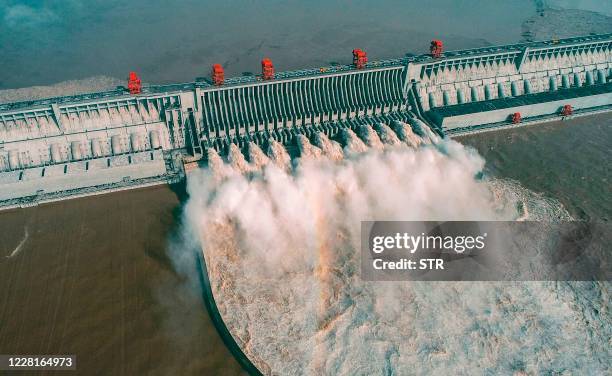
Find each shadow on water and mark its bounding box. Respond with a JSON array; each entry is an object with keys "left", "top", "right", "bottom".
[
  {"left": 167, "top": 179, "right": 262, "bottom": 375},
  {"left": 195, "top": 251, "right": 263, "bottom": 376}
]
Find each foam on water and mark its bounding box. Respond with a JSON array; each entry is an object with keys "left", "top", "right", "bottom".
[
  {"left": 488, "top": 178, "right": 573, "bottom": 221},
  {"left": 184, "top": 123, "right": 605, "bottom": 375},
  {"left": 5, "top": 227, "right": 28, "bottom": 258}
]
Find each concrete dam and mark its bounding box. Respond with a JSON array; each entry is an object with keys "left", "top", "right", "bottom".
[{"left": 0, "top": 34, "right": 610, "bottom": 207}]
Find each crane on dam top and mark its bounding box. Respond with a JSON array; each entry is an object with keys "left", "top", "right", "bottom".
[
  {"left": 128, "top": 72, "right": 142, "bottom": 94},
  {"left": 511, "top": 112, "right": 522, "bottom": 124},
  {"left": 261, "top": 58, "right": 275, "bottom": 80},
  {"left": 561, "top": 104, "right": 573, "bottom": 116},
  {"left": 212, "top": 64, "right": 225, "bottom": 86},
  {"left": 430, "top": 40, "right": 443, "bottom": 58},
  {"left": 353, "top": 49, "right": 368, "bottom": 69}
]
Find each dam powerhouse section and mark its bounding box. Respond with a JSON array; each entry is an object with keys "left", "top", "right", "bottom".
[{"left": 0, "top": 34, "right": 610, "bottom": 207}]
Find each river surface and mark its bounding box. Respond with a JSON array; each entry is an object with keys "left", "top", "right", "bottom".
[
  {"left": 3, "top": 0, "right": 608, "bottom": 91},
  {"left": 0, "top": 0, "right": 538, "bottom": 89},
  {"left": 459, "top": 112, "right": 612, "bottom": 221},
  {"left": 0, "top": 186, "right": 245, "bottom": 375},
  {"left": 0, "top": 0, "right": 610, "bottom": 374}
]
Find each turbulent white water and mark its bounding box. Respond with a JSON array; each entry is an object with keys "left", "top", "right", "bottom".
[
  {"left": 341, "top": 128, "right": 369, "bottom": 154},
  {"left": 391, "top": 121, "right": 423, "bottom": 148},
  {"left": 297, "top": 134, "right": 325, "bottom": 161},
  {"left": 182, "top": 124, "right": 608, "bottom": 375},
  {"left": 246, "top": 141, "right": 271, "bottom": 170},
  {"left": 268, "top": 139, "right": 292, "bottom": 171},
  {"left": 227, "top": 143, "right": 255, "bottom": 174},
  {"left": 313, "top": 132, "right": 344, "bottom": 162}
]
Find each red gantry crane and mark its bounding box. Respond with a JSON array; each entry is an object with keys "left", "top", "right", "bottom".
[
  {"left": 561, "top": 104, "right": 573, "bottom": 116},
  {"left": 128, "top": 72, "right": 141, "bottom": 94},
  {"left": 212, "top": 64, "right": 225, "bottom": 86},
  {"left": 511, "top": 112, "right": 522, "bottom": 124},
  {"left": 261, "top": 58, "right": 275, "bottom": 80},
  {"left": 353, "top": 49, "right": 368, "bottom": 69},
  {"left": 430, "top": 40, "right": 443, "bottom": 58}
]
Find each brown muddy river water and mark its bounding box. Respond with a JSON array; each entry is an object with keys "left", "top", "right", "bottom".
[
  {"left": 0, "top": 186, "right": 244, "bottom": 375},
  {"left": 0, "top": 113, "right": 609, "bottom": 374},
  {"left": 458, "top": 112, "right": 612, "bottom": 221},
  {"left": 0, "top": 1, "right": 609, "bottom": 372}
]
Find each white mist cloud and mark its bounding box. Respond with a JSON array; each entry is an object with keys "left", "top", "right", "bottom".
[{"left": 180, "top": 129, "right": 606, "bottom": 375}]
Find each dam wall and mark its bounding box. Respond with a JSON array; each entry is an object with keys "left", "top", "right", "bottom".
[
  {"left": 430, "top": 83, "right": 612, "bottom": 130},
  {"left": 0, "top": 92, "right": 195, "bottom": 171},
  {"left": 0, "top": 33, "right": 610, "bottom": 206},
  {"left": 409, "top": 34, "right": 612, "bottom": 133},
  {"left": 411, "top": 35, "right": 611, "bottom": 111},
  {"left": 198, "top": 65, "right": 406, "bottom": 150},
  {"left": 0, "top": 150, "right": 167, "bottom": 202}
]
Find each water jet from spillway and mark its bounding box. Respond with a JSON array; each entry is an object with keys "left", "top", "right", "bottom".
[
  {"left": 246, "top": 142, "right": 271, "bottom": 170},
  {"left": 185, "top": 121, "right": 577, "bottom": 376},
  {"left": 313, "top": 132, "right": 344, "bottom": 162},
  {"left": 266, "top": 139, "right": 292, "bottom": 171},
  {"left": 341, "top": 128, "right": 369, "bottom": 154},
  {"left": 373, "top": 122, "right": 402, "bottom": 146},
  {"left": 296, "top": 134, "right": 324, "bottom": 161},
  {"left": 356, "top": 124, "right": 385, "bottom": 150},
  {"left": 206, "top": 148, "right": 232, "bottom": 181},
  {"left": 391, "top": 121, "right": 423, "bottom": 148},
  {"left": 227, "top": 143, "right": 254, "bottom": 174}
]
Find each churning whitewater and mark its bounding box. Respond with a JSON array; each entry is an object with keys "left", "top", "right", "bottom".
[{"left": 181, "top": 121, "right": 607, "bottom": 375}]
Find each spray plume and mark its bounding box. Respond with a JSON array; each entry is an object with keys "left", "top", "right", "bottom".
[{"left": 179, "top": 123, "right": 606, "bottom": 375}]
